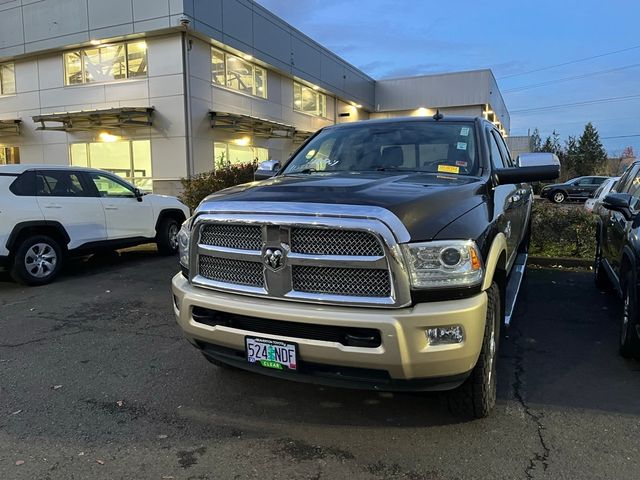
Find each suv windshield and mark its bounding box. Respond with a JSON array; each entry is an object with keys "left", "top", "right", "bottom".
[{"left": 282, "top": 121, "right": 480, "bottom": 176}]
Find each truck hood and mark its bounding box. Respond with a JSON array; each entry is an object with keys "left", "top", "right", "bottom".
[{"left": 197, "top": 172, "right": 488, "bottom": 241}]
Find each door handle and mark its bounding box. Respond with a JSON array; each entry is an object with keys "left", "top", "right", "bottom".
[
  {"left": 44, "top": 205, "right": 62, "bottom": 209},
  {"left": 104, "top": 206, "right": 118, "bottom": 211}
]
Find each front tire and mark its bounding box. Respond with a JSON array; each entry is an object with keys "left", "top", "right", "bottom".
[
  {"left": 156, "top": 217, "right": 181, "bottom": 255},
  {"left": 447, "top": 282, "right": 500, "bottom": 419},
  {"left": 620, "top": 272, "right": 640, "bottom": 359},
  {"left": 10, "top": 235, "right": 63, "bottom": 286},
  {"left": 551, "top": 191, "right": 566, "bottom": 204}
]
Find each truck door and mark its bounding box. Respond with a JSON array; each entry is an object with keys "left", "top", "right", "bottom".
[{"left": 488, "top": 129, "right": 523, "bottom": 268}]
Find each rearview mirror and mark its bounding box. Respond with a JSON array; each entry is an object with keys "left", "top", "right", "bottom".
[
  {"left": 255, "top": 160, "right": 281, "bottom": 181},
  {"left": 603, "top": 193, "right": 634, "bottom": 221},
  {"left": 495, "top": 153, "right": 561, "bottom": 184}
]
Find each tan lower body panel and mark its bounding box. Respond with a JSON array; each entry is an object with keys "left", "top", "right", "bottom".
[{"left": 172, "top": 274, "right": 487, "bottom": 381}]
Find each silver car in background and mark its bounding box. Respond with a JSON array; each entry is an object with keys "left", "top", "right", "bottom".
[{"left": 585, "top": 176, "right": 619, "bottom": 214}]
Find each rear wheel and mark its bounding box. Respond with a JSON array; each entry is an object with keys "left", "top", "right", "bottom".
[
  {"left": 10, "top": 235, "right": 63, "bottom": 286},
  {"left": 620, "top": 272, "right": 640, "bottom": 359},
  {"left": 156, "top": 217, "right": 181, "bottom": 255},
  {"left": 447, "top": 282, "right": 500, "bottom": 419},
  {"left": 552, "top": 191, "right": 566, "bottom": 204}
]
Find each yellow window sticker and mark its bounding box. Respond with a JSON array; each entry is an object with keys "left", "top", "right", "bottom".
[{"left": 438, "top": 165, "right": 460, "bottom": 174}]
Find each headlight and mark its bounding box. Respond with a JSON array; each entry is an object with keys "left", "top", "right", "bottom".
[
  {"left": 177, "top": 221, "right": 191, "bottom": 269},
  {"left": 401, "top": 240, "right": 483, "bottom": 289}
]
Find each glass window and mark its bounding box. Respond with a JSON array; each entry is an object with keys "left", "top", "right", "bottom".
[
  {"left": 64, "top": 41, "right": 147, "bottom": 85},
  {"left": 0, "top": 63, "right": 16, "bottom": 95},
  {"left": 36, "top": 171, "right": 90, "bottom": 197},
  {"left": 211, "top": 47, "right": 267, "bottom": 98},
  {"left": 0, "top": 146, "right": 20, "bottom": 165},
  {"left": 10, "top": 170, "right": 36, "bottom": 197},
  {"left": 293, "top": 82, "right": 327, "bottom": 117},
  {"left": 89, "top": 173, "right": 135, "bottom": 198},
  {"left": 488, "top": 132, "right": 507, "bottom": 168},
  {"left": 282, "top": 121, "right": 480, "bottom": 176},
  {"left": 214, "top": 142, "right": 269, "bottom": 169},
  {"left": 493, "top": 131, "right": 514, "bottom": 167},
  {"left": 615, "top": 165, "right": 639, "bottom": 193},
  {"left": 70, "top": 140, "right": 153, "bottom": 192},
  {"left": 212, "top": 49, "right": 225, "bottom": 86}
]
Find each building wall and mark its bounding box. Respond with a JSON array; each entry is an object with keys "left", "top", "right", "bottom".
[
  {"left": 374, "top": 70, "right": 510, "bottom": 131},
  {"left": 0, "top": 34, "right": 188, "bottom": 195},
  {"left": 506, "top": 136, "right": 533, "bottom": 159},
  {"left": 370, "top": 105, "right": 483, "bottom": 120}
]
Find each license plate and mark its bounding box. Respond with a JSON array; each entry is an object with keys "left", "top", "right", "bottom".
[{"left": 245, "top": 337, "right": 298, "bottom": 371}]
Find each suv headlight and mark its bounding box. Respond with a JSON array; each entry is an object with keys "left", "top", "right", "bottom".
[
  {"left": 177, "top": 221, "right": 191, "bottom": 269},
  {"left": 401, "top": 240, "right": 483, "bottom": 289}
]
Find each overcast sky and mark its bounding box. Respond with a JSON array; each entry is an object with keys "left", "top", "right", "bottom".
[{"left": 256, "top": 0, "right": 640, "bottom": 156}]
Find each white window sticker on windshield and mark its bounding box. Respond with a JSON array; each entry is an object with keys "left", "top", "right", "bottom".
[
  {"left": 460, "top": 127, "right": 470, "bottom": 137},
  {"left": 457, "top": 142, "right": 468, "bottom": 151}
]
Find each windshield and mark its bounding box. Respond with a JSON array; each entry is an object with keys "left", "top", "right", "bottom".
[{"left": 282, "top": 121, "right": 480, "bottom": 176}]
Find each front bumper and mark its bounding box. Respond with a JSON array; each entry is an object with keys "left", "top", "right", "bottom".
[{"left": 172, "top": 274, "right": 488, "bottom": 391}]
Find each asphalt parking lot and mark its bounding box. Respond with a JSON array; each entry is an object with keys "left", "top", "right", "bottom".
[{"left": 1, "top": 248, "right": 639, "bottom": 480}]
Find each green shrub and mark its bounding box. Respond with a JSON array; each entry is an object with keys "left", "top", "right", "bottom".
[
  {"left": 530, "top": 202, "right": 597, "bottom": 259},
  {"left": 179, "top": 162, "right": 257, "bottom": 211}
]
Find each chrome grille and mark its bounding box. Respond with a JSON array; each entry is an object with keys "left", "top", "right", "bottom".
[
  {"left": 199, "top": 255, "right": 264, "bottom": 288},
  {"left": 292, "top": 265, "right": 391, "bottom": 298},
  {"left": 291, "top": 227, "right": 384, "bottom": 256},
  {"left": 200, "top": 224, "right": 262, "bottom": 251}
]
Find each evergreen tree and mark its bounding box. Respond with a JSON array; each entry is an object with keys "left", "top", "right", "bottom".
[
  {"left": 530, "top": 128, "right": 542, "bottom": 152},
  {"left": 575, "top": 122, "right": 607, "bottom": 176},
  {"left": 541, "top": 130, "right": 562, "bottom": 156},
  {"left": 563, "top": 135, "right": 579, "bottom": 177}
]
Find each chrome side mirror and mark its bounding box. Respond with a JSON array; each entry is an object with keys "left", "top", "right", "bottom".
[
  {"left": 255, "top": 160, "right": 281, "bottom": 181},
  {"left": 495, "top": 153, "right": 561, "bottom": 184}
]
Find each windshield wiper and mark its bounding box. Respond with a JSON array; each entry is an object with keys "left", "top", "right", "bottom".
[{"left": 288, "top": 168, "right": 319, "bottom": 175}]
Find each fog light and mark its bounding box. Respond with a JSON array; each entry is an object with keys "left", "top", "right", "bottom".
[{"left": 427, "top": 326, "right": 464, "bottom": 345}]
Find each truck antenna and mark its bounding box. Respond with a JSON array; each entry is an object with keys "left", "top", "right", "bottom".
[{"left": 433, "top": 109, "right": 444, "bottom": 121}]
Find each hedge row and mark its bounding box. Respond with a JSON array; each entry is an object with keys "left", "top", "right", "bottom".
[
  {"left": 179, "top": 163, "right": 257, "bottom": 211},
  {"left": 530, "top": 202, "right": 597, "bottom": 259}
]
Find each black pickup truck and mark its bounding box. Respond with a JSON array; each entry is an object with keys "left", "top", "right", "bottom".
[{"left": 172, "top": 116, "right": 559, "bottom": 418}]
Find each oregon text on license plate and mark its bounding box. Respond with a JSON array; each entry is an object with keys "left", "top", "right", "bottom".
[{"left": 246, "top": 337, "right": 298, "bottom": 371}]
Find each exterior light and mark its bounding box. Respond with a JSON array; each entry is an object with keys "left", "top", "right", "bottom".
[
  {"left": 243, "top": 54, "right": 253, "bottom": 60},
  {"left": 90, "top": 39, "right": 101, "bottom": 46},
  {"left": 416, "top": 107, "right": 430, "bottom": 116},
  {"left": 485, "top": 109, "right": 494, "bottom": 115},
  {"left": 426, "top": 326, "right": 464, "bottom": 345},
  {"left": 354, "top": 104, "right": 362, "bottom": 109},
  {"left": 312, "top": 85, "right": 320, "bottom": 91},
  {"left": 233, "top": 137, "right": 251, "bottom": 146},
  {"left": 98, "top": 132, "right": 120, "bottom": 143}
]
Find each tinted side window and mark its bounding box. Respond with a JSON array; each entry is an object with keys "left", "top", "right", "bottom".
[
  {"left": 488, "top": 131, "right": 507, "bottom": 168},
  {"left": 493, "top": 131, "right": 514, "bottom": 167},
  {"left": 36, "top": 170, "right": 90, "bottom": 197},
  {"left": 591, "top": 177, "right": 607, "bottom": 185},
  {"left": 89, "top": 173, "right": 135, "bottom": 198},
  {"left": 9, "top": 171, "right": 36, "bottom": 196},
  {"left": 577, "top": 178, "right": 592, "bottom": 186},
  {"left": 616, "top": 165, "right": 640, "bottom": 193}
]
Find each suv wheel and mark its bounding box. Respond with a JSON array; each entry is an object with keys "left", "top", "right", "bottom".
[
  {"left": 552, "top": 191, "right": 566, "bottom": 204},
  {"left": 447, "top": 282, "right": 500, "bottom": 419},
  {"left": 156, "top": 217, "right": 181, "bottom": 255},
  {"left": 594, "top": 237, "right": 611, "bottom": 290},
  {"left": 10, "top": 235, "right": 63, "bottom": 286},
  {"left": 620, "top": 272, "right": 640, "bottom": 359}
]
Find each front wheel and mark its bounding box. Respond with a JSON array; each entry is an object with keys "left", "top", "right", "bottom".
[
  {"left": 552, "top": 191, "right": 566, "bottom": 204},
  {"left": 620, "top": 272, "right": 640, "bottom": 359},
  {"left": 10, "top": 235, "right": 63, "bottom": 286},
  {"left": 156, "top": 217, "right": 181, "bottom": 255},
  {"left": 447, "top": 282, "right": 500, "bottom": 419}
]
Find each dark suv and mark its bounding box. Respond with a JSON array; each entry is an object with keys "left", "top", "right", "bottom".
[
  {"left": 594, "top": 161, "right": 640, "bottom": 358},
  {"left": 540, "top": 176, "right": 608, "bottom": 203}
]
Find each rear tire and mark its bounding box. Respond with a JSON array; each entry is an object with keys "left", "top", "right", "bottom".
[
  {"left": 620, "top": 272, "right": 640, "bottom": 359},
  {"left": 156, "top": 217, "right": 181, "bottom": 256},
  {"left": 10, "top": 235, "right": 63, "bottom": 286},
  {"left": 551, "top": 191, "right": 566, "bottom": 204},
  {"left": 447, "top": 282, "right": 500, "bottom": 419}
]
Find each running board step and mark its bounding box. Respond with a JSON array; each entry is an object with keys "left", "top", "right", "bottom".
[{"left": 504, "top": 253, "right": 527, "bottom": 327}]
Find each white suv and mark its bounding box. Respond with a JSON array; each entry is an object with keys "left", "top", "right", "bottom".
[{"left": 0, "top": 165, "right": 190, "bottom": 286}]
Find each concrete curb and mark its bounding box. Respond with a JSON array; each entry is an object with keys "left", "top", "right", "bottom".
[{"left": 529, "top": 256, "right": 593, "bottom": 269}]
